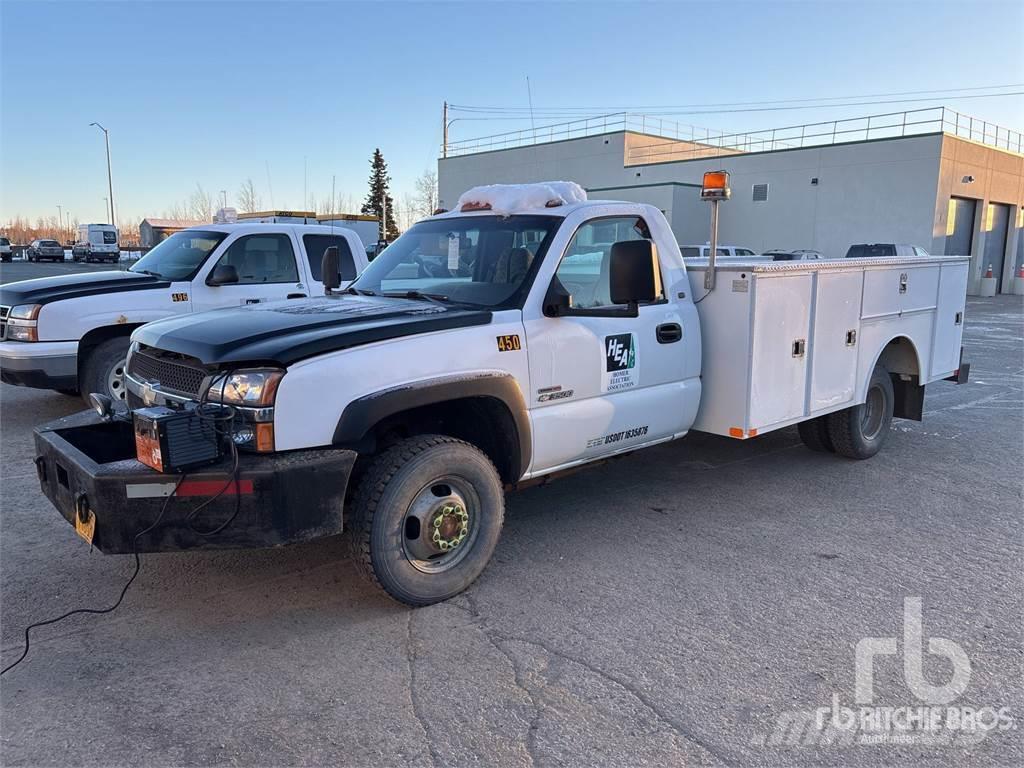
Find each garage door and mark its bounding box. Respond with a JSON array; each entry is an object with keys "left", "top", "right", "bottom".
[
  {"left": 944, "top": 197, "right": 975, "bottom": 257},
  {"left": 983, "top": 203, "right": 1010, "bottom": 292}
]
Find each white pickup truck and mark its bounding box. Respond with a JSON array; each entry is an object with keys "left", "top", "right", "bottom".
[
  {"left": 1, "top": 223, "right": 367, "bottom": 403},
  {"left": 32, "top": 183, "right": 969, "bottom": 607}
]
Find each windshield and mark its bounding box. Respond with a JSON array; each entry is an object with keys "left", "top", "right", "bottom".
[
  {"left": 129, "top": 230, "right": 226, "bottom": 280},
  {"left": 41, "top": 240, "right": 60, "bottom": 247},
  {"left": 350, "top": 215, "right": 560, "bottom": 307}
]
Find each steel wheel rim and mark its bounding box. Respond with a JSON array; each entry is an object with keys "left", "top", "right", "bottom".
[
  {"left": 861, "top": 385, "right": 885, "bottom": 440},
  {"left": 401, "top": 475, "right": 481, "bottom": 574},
  {"left": 107, "top": 357, "right": 127, "bottom": 401}
]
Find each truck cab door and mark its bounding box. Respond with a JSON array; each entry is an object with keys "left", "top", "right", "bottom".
[
  {"left": 190, "top": 232, "right": 306, "bottom": 313},
  {"left": 297, "top": 232, "right": 360, "bottom": 296},
  {"left": 523, "top": 214, "right": 696, "bottom": 474}
]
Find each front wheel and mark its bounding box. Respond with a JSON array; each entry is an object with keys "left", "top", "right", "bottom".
[
  {"left": 79, "top": 337, "right": 130, "bottom": 405},
  {"left": 349, "top": 435, "right": 505, "bottom": 606},
  {"left": 827, "top": 365, "right": 894, "bottom": 459}
]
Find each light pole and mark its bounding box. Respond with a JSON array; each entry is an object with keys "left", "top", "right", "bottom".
[
  {"left": 103, "top": 198, "right": 108, "bottom": 223},
  {"left": 57, "top": 204, "right": 62, "bottom": 241},
  {"left": 89, "top": 122, "right": 115, "bottom": 226}
]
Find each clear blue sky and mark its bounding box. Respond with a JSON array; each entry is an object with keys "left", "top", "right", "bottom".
[{"left": 2, "top": 0, "right": 1022, "bottom": 226}]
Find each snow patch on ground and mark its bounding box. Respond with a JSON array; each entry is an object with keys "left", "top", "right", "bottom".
[{"left": 456, "top": 181, "right": 587, "bottom": 215}]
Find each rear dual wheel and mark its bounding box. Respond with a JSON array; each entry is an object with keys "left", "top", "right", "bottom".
[
  {"left": 349, "top": 435, "right": 504, "bottom": 606},
  {"left": 798, "top": 364, "right": 894, "bottom": 460}
]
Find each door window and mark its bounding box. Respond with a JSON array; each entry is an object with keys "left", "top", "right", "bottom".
[
  {"left": 303, "top": 234, "right": 357, "bottom": 281},
  {"left": 214, "top": 234, "right": 299, "bottom": 284},
  {"left": 555, "top": 216, "right": 663, "bottom": 309}
]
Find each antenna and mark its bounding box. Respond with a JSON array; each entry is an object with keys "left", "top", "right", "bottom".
[
  {"left": 304, "top": 156, "right": 308, "bottom": 210},
  {"left": 265, "top": 160, "right": 275, "bottom": 209},
  {"left": 331, "top": 175, "right": 337, "bottom": 236},
  {"left": 526, "top": 76, "right": 536, "bottom": 140}
]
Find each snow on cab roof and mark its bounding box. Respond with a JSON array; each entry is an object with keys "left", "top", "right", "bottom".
[{"left": 454, "top": 181, "right": 587, "bottom": 216}]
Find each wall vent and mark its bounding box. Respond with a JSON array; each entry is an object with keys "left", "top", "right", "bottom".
[{"left": 752, "top": 183, "right": 769, "bottom": 202}]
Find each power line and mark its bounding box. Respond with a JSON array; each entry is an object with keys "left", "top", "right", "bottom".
[
  {"left": 448, "top": 83, "right": 1024, "bottom": 114},
  {"left": 445, "top": 92, "right": 1023, "bottom": 123}
]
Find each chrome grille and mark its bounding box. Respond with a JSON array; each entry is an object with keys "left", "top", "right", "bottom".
[
  {"left": 127, "top": 346, "right": 208, "bottom": 397},
  {"left": 0, "top": 305, "right": 9, "bottom": 341}
]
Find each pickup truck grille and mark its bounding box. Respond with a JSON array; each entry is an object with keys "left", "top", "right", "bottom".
[
  {"left": 0, "top": 305, "right": 9, "bottom": 341},
  {"left": 127, "top": 346, "right": 208, "bottom": 397}
]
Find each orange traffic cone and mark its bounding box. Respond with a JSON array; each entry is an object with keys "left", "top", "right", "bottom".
[
  {"left": 984, "top": 264, "right": 993, "bottom": 278},
  {"left": 1018, "top": 264, "right": 1024, "bottom": 279}
]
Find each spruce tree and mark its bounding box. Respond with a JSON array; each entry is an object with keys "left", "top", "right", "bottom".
[{"left": 360, "top": 148, "right": 400, "bottom": 242}]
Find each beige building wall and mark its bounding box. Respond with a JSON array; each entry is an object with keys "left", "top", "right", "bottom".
[{"left": 934, "top": 135, "right": 1024, "bottom": 294}]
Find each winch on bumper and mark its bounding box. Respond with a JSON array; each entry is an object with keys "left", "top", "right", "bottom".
[{"left": 33, "top": 410, "right": 356, "bottom": 554}]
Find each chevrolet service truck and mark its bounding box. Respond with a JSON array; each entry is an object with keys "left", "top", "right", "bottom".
[
  {"left": 31, "top": 182, "right": 969, "bottom": 606},
  {"left": 1, "top": 223, "right": 367, "bottom": 403}
]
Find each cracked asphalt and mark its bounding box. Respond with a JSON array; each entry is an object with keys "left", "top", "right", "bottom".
[{"left": 1, "top": 286, "right": 1021, "bottom": 767}]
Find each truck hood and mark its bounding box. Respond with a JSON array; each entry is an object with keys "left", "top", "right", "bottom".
[
  {"left": 0, "top": 271, "right": 170, "bottom": 307},
  {"left": 133, "top": 295, "right": 493, "bottom": 366}
]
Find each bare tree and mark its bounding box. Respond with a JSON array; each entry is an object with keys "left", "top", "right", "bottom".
[
  {"left": 237, "top": 178, "right": 263, "bottom": 213},
  {"left": 187, "top": 184, "right": 214, "bottom": 221},
  {"left": 413, "top": 169, "right": 438, "bottom": 217}
]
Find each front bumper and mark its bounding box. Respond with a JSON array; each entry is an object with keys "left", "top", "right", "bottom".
[
  {"left": 0, "top": 340, "right": 78, "bottom": 389},
  {"left": 33, "top": 410, "right": 356, "bottom": 553}
]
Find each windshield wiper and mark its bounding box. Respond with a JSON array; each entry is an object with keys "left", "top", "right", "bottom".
[
  {"left": 380, "top": 290, "right": 450, "bottom": 304},
  {"left": 132, "top": 268, "right": 163, "bottom": 278},
  {"left": 347, "top": 286, "right": 375, "bottom": 296}
]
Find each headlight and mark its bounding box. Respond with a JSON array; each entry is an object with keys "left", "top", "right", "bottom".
[
  {"left": 6, "top": 304, "right": 41, "bottom": 342},
  {"left": 9, "top": 304, "right": 41, "bottom": 320},
  {"left": 204, "top": 369, "right": 284, "bottom": 407}
]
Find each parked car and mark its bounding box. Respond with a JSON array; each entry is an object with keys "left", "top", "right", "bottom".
[
  {"left": 26, "top": 239, "right": 65, "bottom": 262},
  {"left": 845, "top": 243, "right": 930, "bottom": 259},
  {"left": 679, "top": 244, "right": 758, "bottom": 258},
  {"left": 72, "top": 224, "right": 120, "bottom": 263},
  {"left": 763, "top": 249, "right": 825, "bottom": 261},
  {"left": 29, "top": 183, "right": 971, "bottom": 606},
  {"left": 0, "top": 237, "right": 11, "bottom": 263},
  {"left": 1, "top": 223, "right": 368, "bottom": 402}
]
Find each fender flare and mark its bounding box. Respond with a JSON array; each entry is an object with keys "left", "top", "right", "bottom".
[{"left": 333, "top": 372, "right": 532, "bottom": 479}]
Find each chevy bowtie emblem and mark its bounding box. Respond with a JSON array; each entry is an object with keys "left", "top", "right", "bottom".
[{"left": 142, "top": 381, "right": 160, "bottom": 406}]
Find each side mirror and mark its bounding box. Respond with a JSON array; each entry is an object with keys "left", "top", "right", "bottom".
[
  {"left": 207, "top": 264, "right": 239, "bottom": 286},
  {"left": 610, "top": 240, "right": 659, "bottom": 305},
  {"left": 321, "top": 246, "right": 341, "bottom": 291},
  {"left": 542, "top": 278, "right": 572, "bottom": 317}
]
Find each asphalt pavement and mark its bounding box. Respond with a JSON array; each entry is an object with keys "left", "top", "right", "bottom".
[{"left": 0, "top": 263, "right": 1021, "bottom": 766}]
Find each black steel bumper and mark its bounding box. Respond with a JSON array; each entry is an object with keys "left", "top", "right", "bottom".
[{"left": 33, "top": 410, "right": 356, "bottom": 554}]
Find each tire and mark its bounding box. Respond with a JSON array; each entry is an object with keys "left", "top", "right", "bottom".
[
  {"left": 79, "top": 337, "right": 131, "bottom": 405},
  {"left": 349, "top": 434, "right": 505, "bottom": 606},
  {"left": 797, "top": 416, "right": 834, "bottom": 453},
  {"left": 826, "top": 365, "right": 895, "bottom": 460}
]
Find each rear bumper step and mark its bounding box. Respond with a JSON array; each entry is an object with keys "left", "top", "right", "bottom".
[{"left": 33, "top": 410, "right": 356, "bottom": 554}]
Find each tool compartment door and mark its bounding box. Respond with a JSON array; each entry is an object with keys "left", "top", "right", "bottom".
[
  {"left": 809, "top": 270, "right": 863, "bottom": 413},
  {"left": 748, "top": 273, "right": 813, "bottom": 429}
]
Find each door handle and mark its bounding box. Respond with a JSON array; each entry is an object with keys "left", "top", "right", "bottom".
[
  {"left": 656, "top": 323, "right": 682, "bottom": 344},
  {"left": 287, "top": 293, "right": 307, "bottom": 299}
]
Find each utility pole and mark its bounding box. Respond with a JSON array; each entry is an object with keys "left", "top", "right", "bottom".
[
  {"left": 442, "top": 101, "right": 448, "bottom": 159},
  {"left": 89, "top": 122, "right": 115, "bottom": 226}
]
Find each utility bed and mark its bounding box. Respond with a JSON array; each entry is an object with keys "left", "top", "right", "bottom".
[{"left": 686, "top": 255, "right": 970, "bottom": 438}]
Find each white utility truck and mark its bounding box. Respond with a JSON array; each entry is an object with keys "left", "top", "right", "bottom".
[
  {"left": 1, "top": 223, "right": 367, "bottom": 403},
  {"left": 72, "top": 224, "right": 120, "bottom": 263},
  {"left": 32, "top": 181, "right": 969, "bottom": 607}
]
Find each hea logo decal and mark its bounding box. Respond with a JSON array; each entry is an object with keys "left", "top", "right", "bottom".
[{"left": 603, "top": 333, "right": 638, "bottom": 392}]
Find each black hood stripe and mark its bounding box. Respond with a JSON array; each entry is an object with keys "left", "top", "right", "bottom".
[
  {"left": 133, "top": 295, "right": 493, "bottom": 366},
  {"left": 0, "top": 272, "right": 170, "bottom": 306}
]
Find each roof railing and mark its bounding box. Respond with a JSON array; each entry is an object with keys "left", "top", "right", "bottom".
[{"left": 442, "top": 106, "right": 1023, "bottom": 161}]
